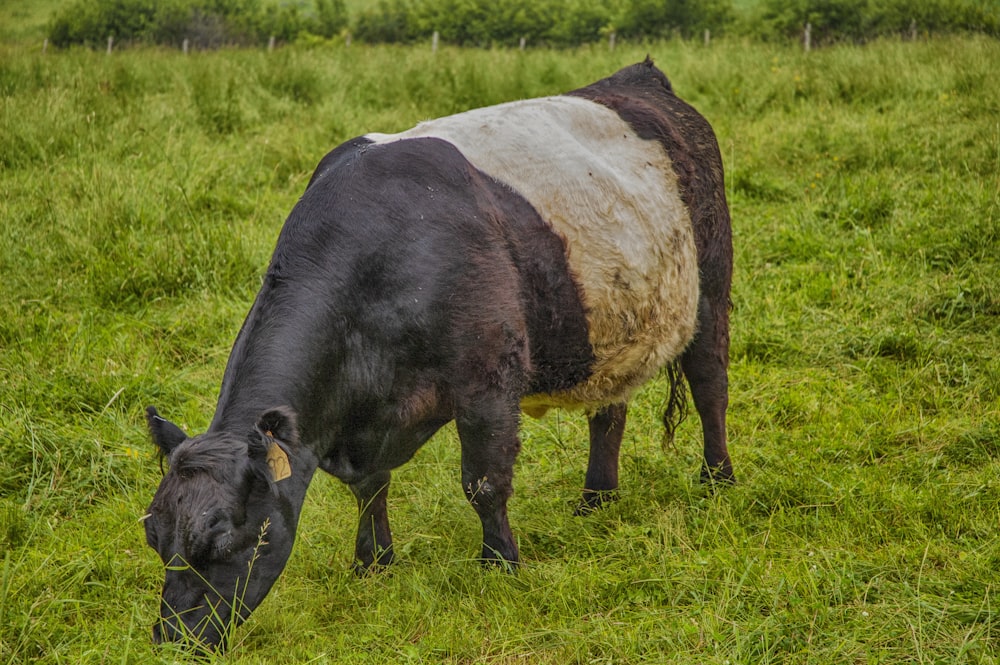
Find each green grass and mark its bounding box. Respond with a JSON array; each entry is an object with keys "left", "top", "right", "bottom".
[
  {"left": 1, "top": 34, "right": 998, "bottom": 663},
  {"left": 0, "top": 0, "right": 62, "bottom": 43}
]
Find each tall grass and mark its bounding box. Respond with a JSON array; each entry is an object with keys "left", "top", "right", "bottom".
[{"left": 1, "top": 35, "right": 998, "bottom": 663}]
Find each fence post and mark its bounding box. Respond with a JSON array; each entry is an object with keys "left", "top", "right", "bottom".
[
  {"left": 268, "top": 35, "right": 275, "bottom": 51},
  {"left": 609, "top": 31, "right": 616, "bottom": 51},
  {"left": 182, "top": 38, "right": 189, "bottom": 54},
  {"left": 43, "top": 38, "right": 48, "bottom": 53},
  {"left": 107, "top": 35, "right": 113, "bottom": 54},
  {"left": 519, "top": 36, "right": 525, "bottom": 51},
  {"left": 803, "top": 23, "right": 811, "bottom": 52},
  {"left": 345, "top": 32, "right": 352, "bottom": 47},
  {"left": 432, "top": 30, "right": 439, "bottom": 53},
  {"left": 704, "top": 29, "right": 710, "bottom": 46},
  {"left": 910, "top": 19, "right": 917, "bottom": 40}
]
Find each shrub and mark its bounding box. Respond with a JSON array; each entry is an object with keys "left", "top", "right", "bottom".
[
  {"left": 49, "top": 0, "right": 159, "bottom": 48},
  {"left": 46, "top": 0, "right": 1000, "bottom": 48},
  {"left": 548, "top": 0, "right": 613, "bottom": 46},
  {"left": 866, "top": 0, "right": 1000, "bottom": 38},
  {"left": 428, "top": 0, "right": 561, "bottom": 46},
  {"left": 353, "top": 0, "right": 727, "bottom": 47},
  {"left": 313, "top": 0, "right": 348, "bottom": 38},
  {"left": 47, "top": 0, "right": 348, "bottom": 48},
  {"left": 756, "top": 0, "right": 1000, "bottom": 43},
  {"left": 614, "top": 0, "right": 734, "bottom": 40},
  {"left": 353, "top": 0, "right": 417, "bottom": 44}
]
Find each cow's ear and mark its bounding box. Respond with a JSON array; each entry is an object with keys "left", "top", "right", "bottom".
[
  {"left": 145, "top": 406, "right": 187, "bottom": 455},
  {"left": 253, "top": 407, "right": 299, "bottom": 485},
  {"left": 254, "top": 406, "right": 299, "bottom": 447}
]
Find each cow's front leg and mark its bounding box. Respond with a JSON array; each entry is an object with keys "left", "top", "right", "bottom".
[
  {"left": 456, "top": 402, "right": 521, "bottom": 569},
  {"left": 349, "top": 471, "right": 393, "bottom": 573},
  {"left": 576, "top": 402, "right": 627, "bottom": 515}
]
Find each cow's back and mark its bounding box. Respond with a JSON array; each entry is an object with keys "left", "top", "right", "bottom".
[{"left": 367, "top": 95, "right": 699, "bottom": 413}]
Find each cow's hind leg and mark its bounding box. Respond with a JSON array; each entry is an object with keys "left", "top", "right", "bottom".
[
  {"left": 681, "top": 295, "right": 735, "bottom": 485},
  {"left": 576, "top": 403, "right": 627, "bottom": 515},
  {"left": 350, "top": 471, "right": 394, "bottom": 573},
  {"left": 455, "top": 398, "right": 521, "bottom": 569}
]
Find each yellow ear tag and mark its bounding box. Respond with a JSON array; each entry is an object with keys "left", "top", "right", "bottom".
[{"left": 265, "top": 432, "right": 292, "bottom": 482}]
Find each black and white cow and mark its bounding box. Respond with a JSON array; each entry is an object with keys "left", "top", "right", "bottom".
[{"left": 143, "top": 58, "right": 733, "bottom": 651}]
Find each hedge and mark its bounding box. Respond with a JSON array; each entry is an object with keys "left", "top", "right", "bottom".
[{"left": 47, "top": 0, "right": 999, "bottom": 49}]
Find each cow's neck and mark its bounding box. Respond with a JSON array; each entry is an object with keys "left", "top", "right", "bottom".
[
  {"left": 208, "top": 284, "right": 346, "bottom": 442},
  {"left": 269, "top": 444, "right": 319, "bottom": 520}
]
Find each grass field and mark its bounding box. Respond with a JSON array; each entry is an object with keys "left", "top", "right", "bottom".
[{"left": 1, "top": 31, "right": 998, "bottom": 664}]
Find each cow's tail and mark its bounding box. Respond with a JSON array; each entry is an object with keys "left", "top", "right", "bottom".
[{"left": 661, "top": 358, "right": 688, "bottom": 451}]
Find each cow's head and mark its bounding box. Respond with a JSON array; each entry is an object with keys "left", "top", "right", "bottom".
[{"left": 143, "top": 405, "right": 305, "bottom": 653}]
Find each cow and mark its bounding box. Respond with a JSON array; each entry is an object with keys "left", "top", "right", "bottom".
[{"left": 142, "top": 57, "right": 733, "bottom": 652}]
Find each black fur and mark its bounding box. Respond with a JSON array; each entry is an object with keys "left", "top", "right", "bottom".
[{"left": 143, "top": 60, "right": 734, "bottom": 652}]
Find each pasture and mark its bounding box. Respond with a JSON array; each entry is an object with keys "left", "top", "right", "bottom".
[{"left": 1, "top": 33, "right": 998, "bottom": 663}]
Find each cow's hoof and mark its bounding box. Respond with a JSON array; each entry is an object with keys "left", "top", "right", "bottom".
[
  {"left": 480, "top": 545, "right": 519, "bottom": 573},
  {"left": 352, "top": 546, "right": 394, "bottom": 576},
  {"left": 352, "top": 560, "right": 393, "bottom": 577},
  {"left": 574, "top": 489, "right": 619, "bottom": 516},
  {"left": 700, "top": 464, "right": 736, "bottom": 490},
  {"left": 480, "top": 557, "right": 518, "bottom": 574}
]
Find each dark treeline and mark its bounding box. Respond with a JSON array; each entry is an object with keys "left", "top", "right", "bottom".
[
  {"left": 48, "top": 0, "right": 1000, "bottom": 49},
  {"left": 48, "top": 0, "right": 349, "bottom": 48}
]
